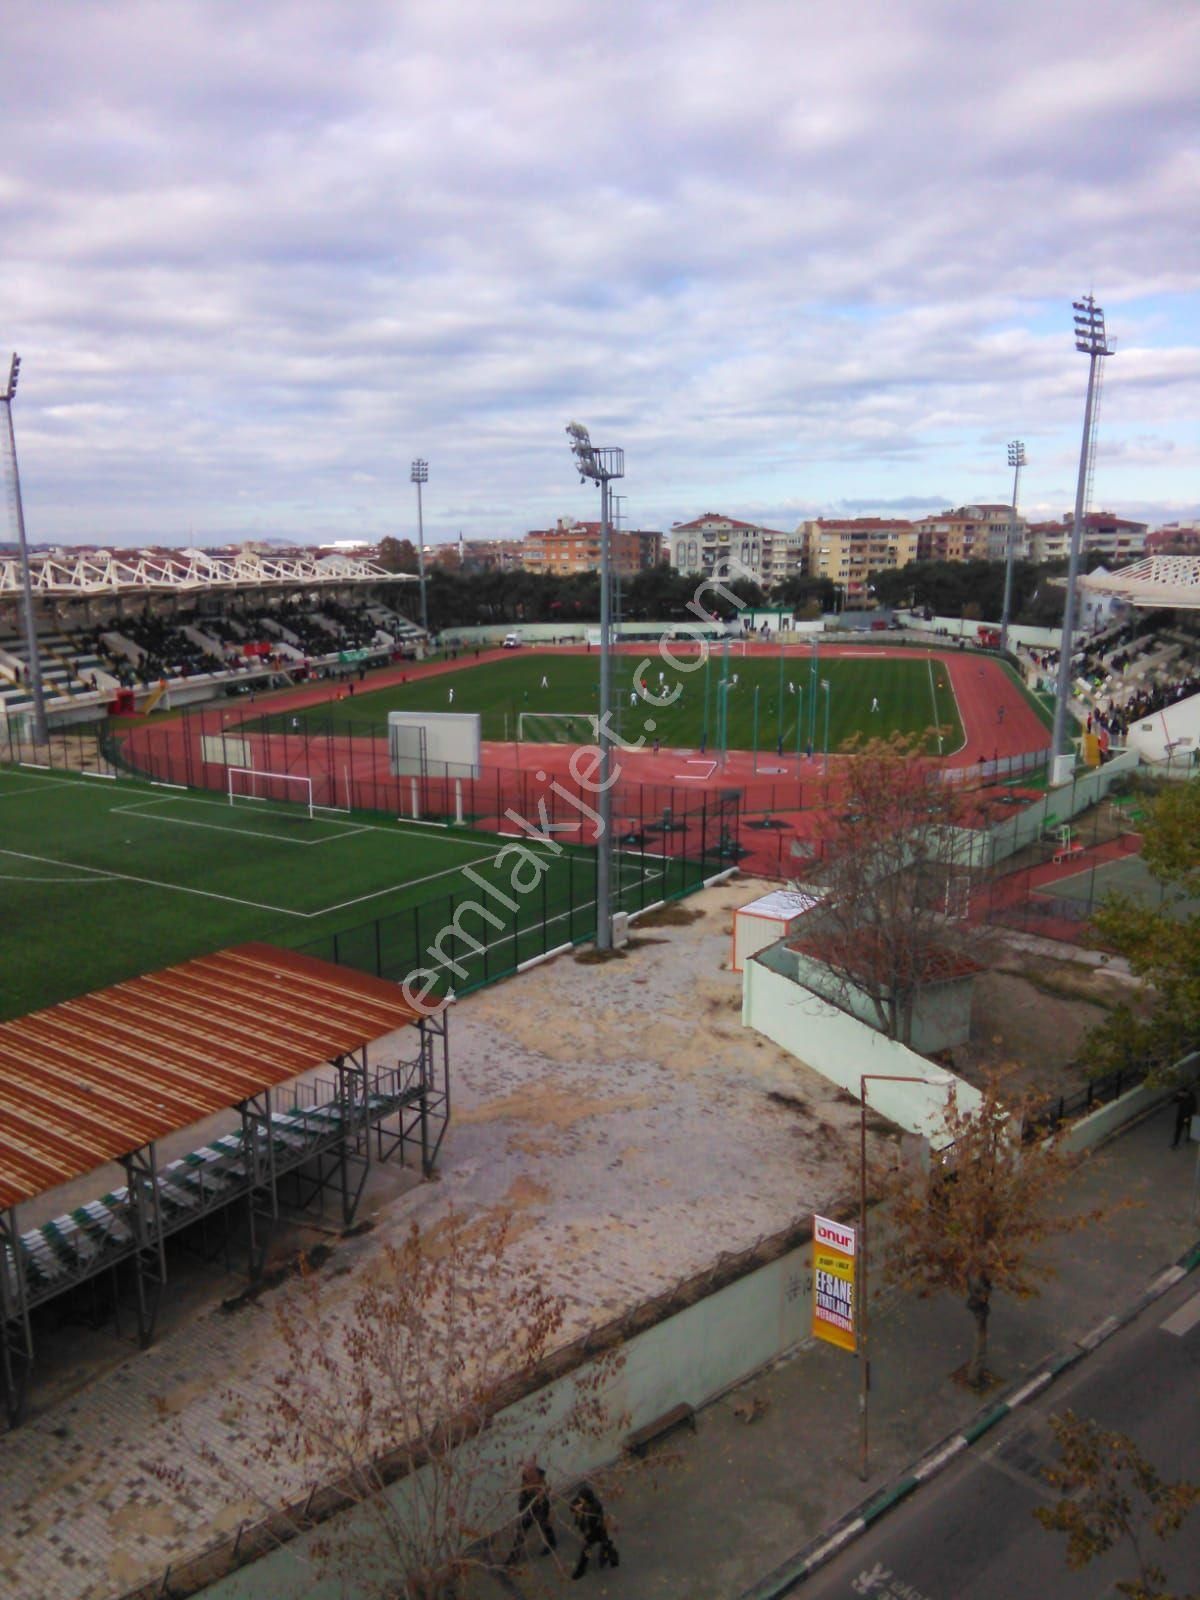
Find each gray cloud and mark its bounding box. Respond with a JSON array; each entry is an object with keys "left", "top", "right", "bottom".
[{"left": 3, "top": 0, "right": 1199, "bottom": 547}]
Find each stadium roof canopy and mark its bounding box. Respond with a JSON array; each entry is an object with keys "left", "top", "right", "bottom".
[
  {"left": 0, "top": 944, "right": 422, "bottom": 1210},
  {"left": 0, "top": 548, "right": 417, "bottom": 600},
  {"left": 1079, "top": 554, "right": 1200, "bottom": 611}
]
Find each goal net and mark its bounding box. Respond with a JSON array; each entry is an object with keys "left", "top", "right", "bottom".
[
  {"left": 228, "top": 767, "right": 315, "bottom": 818},
  {"left": 516, "top": 712, "right": 600, "bottom": 744}
]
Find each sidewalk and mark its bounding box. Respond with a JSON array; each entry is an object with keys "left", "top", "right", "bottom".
[{"left": 477, "top": 1101, "right": 1200, "bottom": 1599}]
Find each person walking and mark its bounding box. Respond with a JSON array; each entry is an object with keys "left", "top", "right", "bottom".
[
  {"left": 569, "top": 1482, "right": 618, "bottom": 1580},
  {"left": 1171, "top": 1085, "right": 1197, "bottom": 1148},
  {"left": 507, "top": 1459, "right": 557, "bottom": 1565}
]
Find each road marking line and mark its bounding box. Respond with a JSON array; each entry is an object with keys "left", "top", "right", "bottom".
[
  {"left": 914, "top": 1437, "right": 966, "bottom": 1480},
  {"left": 1160, "top": 1291, "right": 1200, "bottom": 1338},
  {"left": 1004, "top": 1372, "right": 1053, "bottom": 1409}
]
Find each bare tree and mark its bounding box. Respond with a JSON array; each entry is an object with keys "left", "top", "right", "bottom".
[
  {"left": 246, "top": 1210, "right": 620, "bottom": 1599},
  {"left": 1036, "top": 1410, "right": 1200, "bottom": 1600},
  {"left": 874, "top": 1079, "right": 1105, "bottom": 1388},
  {"left": 805, "top": 733, "right": 981, "bottom": 1043}
]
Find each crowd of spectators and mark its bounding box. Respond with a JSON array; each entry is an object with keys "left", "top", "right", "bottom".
[
  {"left": 118, "top": 614, "right": 227, "bottom": 685},
  {"left": 1025, "top": 610, "right": 1199, "bottom": 740}
]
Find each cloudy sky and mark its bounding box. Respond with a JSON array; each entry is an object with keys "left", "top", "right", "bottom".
[{"left": 3, "top": 0, "right": 1199, "bottom": 549}]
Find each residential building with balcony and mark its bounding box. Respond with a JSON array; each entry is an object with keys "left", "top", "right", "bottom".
[
  {"left": 802, "top": 518, "right": 919, "bottom": 607},
  {"left": 669, "top": 514, "right": 799, "bottom": 587},
  {"left": 523, "top": 518, "right": 662, "bottom": 577},
  {"left": 1026, "top": 512, "right": 1148, "bottom": 565},
  {"left": 914, "top": 505, "right": 1026, "bottom": 563}
]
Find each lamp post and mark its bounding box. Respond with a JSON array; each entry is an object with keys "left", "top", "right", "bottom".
[
  {"left": 565, "top": 422, "right": 624, "bottom": 951},
  {"left": 821, "top": 678, "right": 831, "bottom": 775},
  {"left": 858, "top": 1071, "right": 954, "bottom": 1481},
  {"left": 1051, "top": 297, "right": 1113, "bottom": 786},
  {"left": 410, "top": 459, "right": 429, "bottom": 637},
  {"left": 1000, "top": 441, "right": 1026, "bottom": 656},
  {"left": 2, "top": 355, "right": 48, "bottom": 746}
]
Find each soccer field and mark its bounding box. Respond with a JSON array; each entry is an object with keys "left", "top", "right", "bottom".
[
  {"left": 0, "top": 767, "right": 690, "bottom": 1020},
  {"left": 248, "top": 648, "right": 964, "bottom": 754}
]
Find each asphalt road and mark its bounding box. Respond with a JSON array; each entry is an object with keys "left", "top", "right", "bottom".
[{"left": 799, "top": 1274, "right": 1200, "bottom": 1600}]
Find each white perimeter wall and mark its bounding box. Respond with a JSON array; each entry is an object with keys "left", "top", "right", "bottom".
[{"left": 741, "top": 954, "right": 980, "bottom": 1144}]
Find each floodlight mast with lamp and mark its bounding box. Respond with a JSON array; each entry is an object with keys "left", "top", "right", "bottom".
[
  {"left": 1050, "top": 297, "right": 1113, "bottom": 785},
  {"left": 410, "top": 458, "right": 429, "bottom": 636},
  {"left": 2, "top": 354, "right": 48, "bottom": 745},
  {"left": 1000, "top": 440, "right": 1026, "bottom": 656},
  {"left": 565, "top": 421, "right": 624, "bottom": 952}
]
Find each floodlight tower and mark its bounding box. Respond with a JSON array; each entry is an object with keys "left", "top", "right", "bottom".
[
  {"left": 566, "top": 421, "right": 624, "bottom": 951},
  {"left": 411, "top": 458, "right": 429, "bottom": 636},
  {"left": 999, "top": 440, "right": 1026, "bottom": 656},
  {"left": 1050, "top": 297, "right": 1113, "bottom": 786},
  {"left": 2, "top": 354, "right": 48, "bottom": 745}
]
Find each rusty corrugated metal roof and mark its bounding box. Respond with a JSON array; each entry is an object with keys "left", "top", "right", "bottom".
[{"left": 0, "top": 944, "right": 422, "bottom": 1211}]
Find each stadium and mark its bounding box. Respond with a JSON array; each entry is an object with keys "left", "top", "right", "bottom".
[{"left": 1, "top": 544, "right": 1198, "bottom": 1600}]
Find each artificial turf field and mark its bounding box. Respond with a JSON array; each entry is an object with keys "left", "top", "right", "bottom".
[
  {"left": 248, "top": 649, "right": 965, "bottom": 755},
  {"left": 0, "top": 766, "right": 683, "bottom": 1021}
]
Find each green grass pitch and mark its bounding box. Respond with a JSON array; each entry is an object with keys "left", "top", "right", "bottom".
[
  {"left": 0, "top": 768, "right": 675, "bottom": 1021},
  {"left": 247, "top": 649, "right": 964, "bottom": 754}
]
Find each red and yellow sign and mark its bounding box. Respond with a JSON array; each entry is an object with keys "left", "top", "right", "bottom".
[{"left": 812, "top": 1214, "right": 857, "bottom": 1352}]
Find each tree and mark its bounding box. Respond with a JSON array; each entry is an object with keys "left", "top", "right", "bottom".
[
  {"left": 1085, "top": 782, "right": 1200, "bottom": 1080},
  {"left": 378, "top": 536, "right": 420, "bottom": 575},
  {"left": 243, "top": 1211, "right": 619, "bottom": 1599},
  {"left": 804, "top": 733, "right": 978, "bottom": 1044},
  {"left": 1035, "top": 1411, "right": 1200, "bottom": 1599},
  {"left": 875, "top": 1079, "right": 1104, "bottom": 1388}
]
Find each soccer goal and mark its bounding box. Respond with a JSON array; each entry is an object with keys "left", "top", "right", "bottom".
[
  {"left": 516, "top": 712, "right": 600, "bottom": 743},
  {"left": 228, "top": 767, "right": 315, "bottom": 817}
]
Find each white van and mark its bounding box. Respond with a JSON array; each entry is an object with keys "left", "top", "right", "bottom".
[{"left": 502, "top": 631, "right": 523, "bottom": 649}]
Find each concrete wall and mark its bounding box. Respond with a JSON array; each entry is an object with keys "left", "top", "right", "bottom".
[
  {"left": 201, "top": 1230, "right": 818, "bottom": 1599},
  {"left": 742, "top": 951, "right": 979, "bottom": 1144},
  {"left": 768, "top": 941, "right": 974, "bottom": 1056},
  {"left": 1125, "top": 693, "right": 1200, "bottom": 768},
  {"left": 900, "top": 615, "right": 1065, "bottom": 650},
  {"left": 1060, "top": 1051, "right": 1199, "bottom": 1154}
]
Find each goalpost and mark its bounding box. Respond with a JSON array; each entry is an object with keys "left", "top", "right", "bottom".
[
  {"left": 228, "top": 767, "right": 315, "bottom": 818},
  {"left": 516, "top": 712, "right": 600, "bottom": 743}
]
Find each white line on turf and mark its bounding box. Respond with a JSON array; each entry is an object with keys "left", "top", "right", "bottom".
[
  {"left": 0, "top": 847, "right": 307, "bottom": 916},
  {"left": 109, "top": 798, "right": 374, "bottom": 848}
]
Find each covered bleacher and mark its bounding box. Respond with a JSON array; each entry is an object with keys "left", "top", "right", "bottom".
[{"left": 0, "top": 944, "right": 448, "bottom": 1426}]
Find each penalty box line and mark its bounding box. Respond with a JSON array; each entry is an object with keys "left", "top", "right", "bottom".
[{"left": 110, "top": 797, "right": 374, "bottom": 848}]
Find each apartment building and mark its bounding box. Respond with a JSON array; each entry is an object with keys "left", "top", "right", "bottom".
[
  {"left": 914, "top": 505, "right": 1026, "bottom": 563},
  {"left": 802, "top": 518, "right": 920, "bottom": 607},
  {"left": 1026, "top": 512, "right": 1148, "bottom": 565},
  {"left": 523, "top": 518, "right": 662, "bottom": 577},
  {"left": 669, "top": 514, "right": 800, "bottom": 586}
]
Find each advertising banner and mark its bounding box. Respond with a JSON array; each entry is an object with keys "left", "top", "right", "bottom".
[{"left": 812, "top": 1214, "right": 857, "bottom": 1353}]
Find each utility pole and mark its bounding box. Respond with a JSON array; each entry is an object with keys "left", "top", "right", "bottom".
[
  {"left": 566, "top": 422, "right": 624, "bottom": 951},
  {"left": 1000, "top": 440, "right": 1026, "bottom": 656},
  {"left": 2, "top": 354, "right": 48, "bottom": 745},
  {"left": 411, "top": 459, "right": 429, "bottom": 635},
  {"left": 1051, "top": 298, "right": 1112, "bottom": 786}
]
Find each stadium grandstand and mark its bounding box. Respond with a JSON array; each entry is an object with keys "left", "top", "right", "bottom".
[
  {"left": 1055, "top": 553, "right": 1200, "bottom": 769},
  {"left": 0, "top": 944, "right": 448, "bottom": 1426},
  {"left": 0, "top": 547, "right": 424, "bottom": 726}
]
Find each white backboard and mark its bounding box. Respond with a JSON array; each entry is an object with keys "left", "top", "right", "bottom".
[{"left": 388, "top": 710, "right": 482, "bottom": 779}]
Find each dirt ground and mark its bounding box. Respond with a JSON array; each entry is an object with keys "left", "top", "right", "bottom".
[{"left": 949, "top": 948, "right": 1142, "bottom": 1099}]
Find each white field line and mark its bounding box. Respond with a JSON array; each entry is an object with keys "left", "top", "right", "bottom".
[
  {"left": 110, "top": 798, "right": 374, "bottom": 849},
  {"left": 0, "top": 847, "right": 307, "bottom": 917},
  {"left": 0, "top": 776, "right": 84, "bottom": 801},
  {"left": 674, "top": 759, "right": 717, "bottom": 780},
  {"left": 926, "top": 655, "right": 945, "bottom": 755}
]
